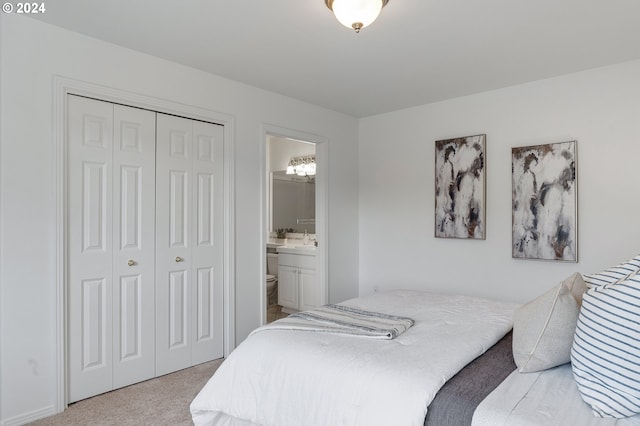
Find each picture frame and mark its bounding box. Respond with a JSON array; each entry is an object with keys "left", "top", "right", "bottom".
[
  {"left": 434, "top": 134, "right": 486, "bottom": 239},
  {"left": 511, "top": 140, "right": 577, "bottom": 261}
]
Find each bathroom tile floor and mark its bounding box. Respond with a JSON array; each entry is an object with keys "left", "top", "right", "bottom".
[{"left": 267, "top": 305, "right": 289, "bottom": 323}]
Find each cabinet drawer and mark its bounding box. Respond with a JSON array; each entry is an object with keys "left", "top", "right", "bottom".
[{"left": 278, "top": 253, "right": 316, "bottom": 270}]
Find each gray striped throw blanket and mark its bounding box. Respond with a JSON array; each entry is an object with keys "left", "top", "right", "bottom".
[{"left": 254, "top": 304, "right": 415, "bottom": 339}]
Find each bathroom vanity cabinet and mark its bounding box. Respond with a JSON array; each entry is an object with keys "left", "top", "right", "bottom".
[{"left": 277, "top": 248, "right": 317, "bottom": 313}]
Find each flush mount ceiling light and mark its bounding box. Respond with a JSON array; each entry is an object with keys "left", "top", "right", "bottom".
[{"left": 324, "top": 0, "right": 389, "bottom": 33}]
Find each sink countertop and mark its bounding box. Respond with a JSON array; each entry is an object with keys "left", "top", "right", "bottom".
[{"left": 276, "top": 245, "right": 317, "bottom": 255}]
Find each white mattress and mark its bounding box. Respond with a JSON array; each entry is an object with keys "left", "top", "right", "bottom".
[
  {"left": 472, "top": 364, "right": 640, "bottom": 426},
  {"left": 191, "top": 290, "right": 519, "bottom": 426}
]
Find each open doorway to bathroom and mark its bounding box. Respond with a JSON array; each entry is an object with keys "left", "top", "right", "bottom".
[
  {"left": 266, "top": 136, "right": 315, "bottom": 322},
  {"left": 262, "top": 127, "right": 328, "bottom": 325}
]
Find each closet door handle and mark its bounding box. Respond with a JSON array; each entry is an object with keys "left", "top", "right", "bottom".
[
  {"left": 127, "top": 259, "right": 136, "bottom": 267},
  {"left": 175, "top": 256, "right": 184, "bottom": 263}
]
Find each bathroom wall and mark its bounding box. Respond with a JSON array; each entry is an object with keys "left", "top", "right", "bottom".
[
  {"left": 359, "top": 60, "right": 640, "bottom": 303},
  {"left": 268, "top": 135, "right": 316, "bottom": 172}
]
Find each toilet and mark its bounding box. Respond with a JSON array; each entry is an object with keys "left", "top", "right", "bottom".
[{"left": 266, "top": 253, "right": 279, "bottom": 306}]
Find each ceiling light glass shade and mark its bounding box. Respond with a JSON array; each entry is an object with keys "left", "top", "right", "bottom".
[
  {"left": 325, "top": 0, "right": 388, "bottom": 33},
  {"left": 306, "top": 162, "right": 316, "bottom": 175}
]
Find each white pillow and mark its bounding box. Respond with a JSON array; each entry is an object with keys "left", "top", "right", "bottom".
[
  {"left": 582, "top": 254, "right": 640, "bottom": 288},
  {"left": 571, "top": 273, "right": 640, "bottom": 418},
  {"left": 512, "top": 272, "right": 586, "bottom": 373}
]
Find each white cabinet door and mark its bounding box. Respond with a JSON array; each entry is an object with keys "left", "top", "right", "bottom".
[
  {"left": 278, "top": 252, "right": 319, "bottom": 312},
  {"left": 298, "top": 267, "right": 317, "bottom": 312},
  {"left": 277, "top": 265, "right": 298, "bottom": 310},
  {"left": 156, "top": 114, "right": 224, "bottom": 375},
  {"left": 68, "top": 96, "right": 156, "bottom": 402}
]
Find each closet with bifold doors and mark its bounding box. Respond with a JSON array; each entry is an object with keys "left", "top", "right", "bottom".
[{"left": 67, "top": 95, "right": 224, "bottom": 403}]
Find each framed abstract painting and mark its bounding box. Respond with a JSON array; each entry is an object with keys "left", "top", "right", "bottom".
[
  {"left": 435, "top": 134, "right": 486, "bottom": 239},
  {"left": 512, "top": 140, "right": 577, "bottom": 261}
]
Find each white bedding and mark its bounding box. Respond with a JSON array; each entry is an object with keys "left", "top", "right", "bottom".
[
  {"left": 472, "top": 364, "right": 640, "bottom": 426},
  {"left": 190, "top": 290, "right": 519, "bottom": 426}
]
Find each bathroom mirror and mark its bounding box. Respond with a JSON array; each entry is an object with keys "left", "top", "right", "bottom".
[{"left": 271, "top": 171, "right": 316, "bottom": 234}]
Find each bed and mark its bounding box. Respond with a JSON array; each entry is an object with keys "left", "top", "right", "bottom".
[
  {"left": 190, "top": 255, "right": 640, "bottom": 426},
  {"left": 191, "top": 265, "right": 640, "bottom": 426},
  {"left": 190, "top": 290, "right": 519, "bottom": 425}
]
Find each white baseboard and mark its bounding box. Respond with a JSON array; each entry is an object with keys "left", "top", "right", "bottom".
[{"left": 1, "top": 405, "right": 57, "bottom": 426}]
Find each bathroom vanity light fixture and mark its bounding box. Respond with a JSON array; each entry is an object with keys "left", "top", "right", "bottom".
[
  {"left": 324, "top": 0, "right": 389, "bottom": 33},
  {"left": 286, "top": 155, "right": 316, "bottom": 176}
]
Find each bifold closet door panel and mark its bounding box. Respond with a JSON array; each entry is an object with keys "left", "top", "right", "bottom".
[
  {"left": 111, "top": 104, "right": 157, "bottom": 390},
  {"left": 191, "top": 120, "right": 224, "bottom": 365},
  {"left": 68, "top": 95, "right": 115, "bottom": 402},
  {"left": 68, "top": 96, "right": 157, "bottom": 402},
  {"left": 156, "top": 114, "right": 193, "bottom": 375},
  {"left": 156, "top": 114, "right": 224, "bottom": 375}
]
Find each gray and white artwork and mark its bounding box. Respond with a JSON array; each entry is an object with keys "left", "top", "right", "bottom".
[
  {"left": 435, "top": 135, "right": 486, "bottom": 239},
  {"left": 512, "top": 141, "right": 577, "bottom": 261}
]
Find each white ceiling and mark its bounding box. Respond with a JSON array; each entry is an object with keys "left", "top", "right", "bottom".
[{"left": 30, "top": 0, "right": 640, "bottom": 117}]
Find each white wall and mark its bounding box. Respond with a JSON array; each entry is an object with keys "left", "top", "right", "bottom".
[
  {"left": 0, "top": 15, "right": 359, "bottom": 424},
  {"left": 359, "top": 60, "right": 640, "bottom": 303}
]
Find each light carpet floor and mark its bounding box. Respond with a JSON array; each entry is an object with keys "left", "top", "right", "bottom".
[
  {"left": 29, "top": 307, "right": 287, "bottom": 425},
  {"left": 28, "top": 358, "right": 223, "bottom": 426}
]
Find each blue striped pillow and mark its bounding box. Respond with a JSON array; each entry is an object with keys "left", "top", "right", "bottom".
[
  {"left": 571, "top": 273, "right": 640, "bottom": 418},
  {"left": 582, "top": 254, "right": 640, "bottom": 288}
]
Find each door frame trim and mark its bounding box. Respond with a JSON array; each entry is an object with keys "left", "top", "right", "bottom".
[
  {"left": 52, "top": 76, "right": 236, "bottom": 412},
  {"left": 260, "top": 124, "right": 329, "bottom": 324}
]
